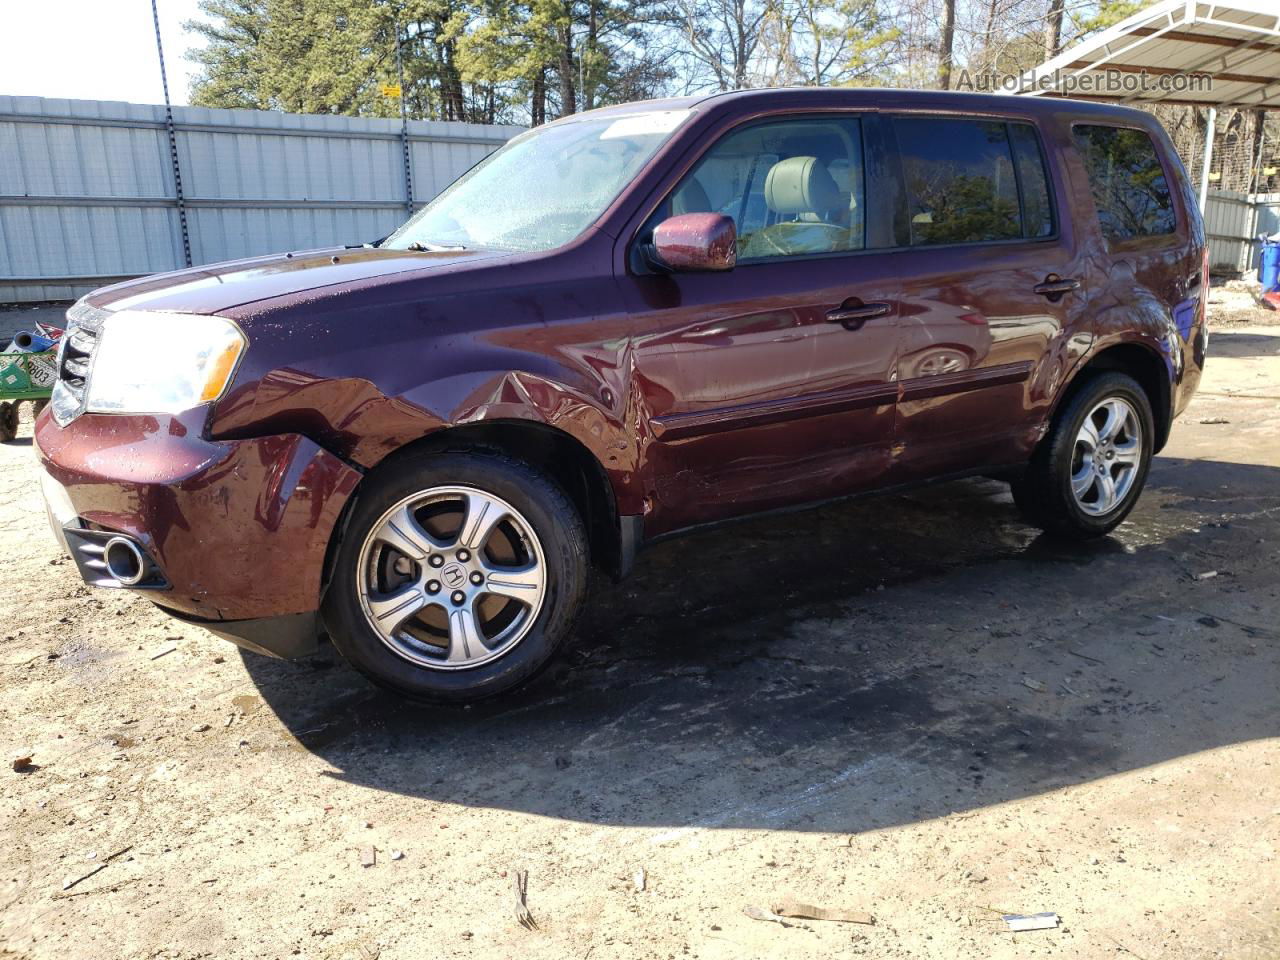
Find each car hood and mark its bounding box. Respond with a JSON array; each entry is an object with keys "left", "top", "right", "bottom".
[{"left": 85, "top": 246, "right": 512, "bottom": 316}]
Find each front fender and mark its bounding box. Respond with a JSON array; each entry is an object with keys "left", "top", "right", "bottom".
[
  {"left": 213, "top": 365, "right": 641, "bottom": 505},
  {"left": 209, "top": 244, "right": 640, "bottom": 508}
]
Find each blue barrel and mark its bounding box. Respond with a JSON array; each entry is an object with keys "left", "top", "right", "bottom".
[{"left": 1262, "top": 241, "right": 1280, "bottom": 293}]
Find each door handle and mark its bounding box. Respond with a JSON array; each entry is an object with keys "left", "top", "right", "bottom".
[
  {"left": 1033, "top": 275, "right": 1080, "bottom": 301},
  {"left": 826, "top": 300, "right": 891, "bottom": 330}
]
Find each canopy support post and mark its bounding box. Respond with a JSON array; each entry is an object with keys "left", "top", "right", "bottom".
[{"left": 1199, "top": 105, "right": 1217, "bottom": 213}]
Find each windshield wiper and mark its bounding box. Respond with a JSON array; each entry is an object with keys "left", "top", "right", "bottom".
[{"left": 407, "top": 239, "right": 467, "bottom": 252}]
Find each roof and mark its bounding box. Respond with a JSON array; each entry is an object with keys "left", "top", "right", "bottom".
[
  {"left": 1018, "top": 0, "right": 1280, "bottom": 108},
  {"left": 568, "top": 87, "right": 1154, "bottom": 122}
]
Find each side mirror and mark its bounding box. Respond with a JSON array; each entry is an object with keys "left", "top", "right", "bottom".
[{"left": 650, "top": 213, "right": 737, "bottom": 273}]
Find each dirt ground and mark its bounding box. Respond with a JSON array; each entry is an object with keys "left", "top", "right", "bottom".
[{"left": 1, "top": 311, "right": 1278, "bottom": 960}]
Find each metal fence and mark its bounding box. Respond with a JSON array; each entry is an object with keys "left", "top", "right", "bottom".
[
  {"left": 1204, "top": 189, "right": 1259, "bottom": 276},
  {"left": 0, "top": 96, "right": 523, "bottom": 303},
  {"left": 1203, "top": 190, "right": 1280, "bottom": 278},
  {"left": 1254, "top": 193, "right": 1280, "bottom": 242}
]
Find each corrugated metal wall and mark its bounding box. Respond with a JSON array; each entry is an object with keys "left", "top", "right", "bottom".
[
  {"left": 1202, "top": 190, "right": 1280, "bottom": 278},
  {"left": 1254, "top": 192, "right": 1280, "bottom": 241},
  {"left": 0, "top": 96, "right": 523, "bottom": 302},
  {"left": 1203, "top": 189, "right": 1258, "bottom": 276}
]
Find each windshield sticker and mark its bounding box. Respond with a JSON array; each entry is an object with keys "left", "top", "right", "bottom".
[{"left": 599, "top": 111, "right": 690, "bottom": 140}]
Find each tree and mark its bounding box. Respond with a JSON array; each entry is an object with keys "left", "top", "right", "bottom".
[
  {"left": 184, "top": 0, "right": 1152, "bottom": 124},
  {"left": 186, "top": 0, "right": 270, "bottom": 109},
  {"left": 1042, "top": 0, "right": 1063, "bottom": 60},
  {"left": 671, "top": 0, "right": 772, "bottom": 90},
  {"left": 758, "top": 0, "right": 901, "bottom": 86},
  {"left": 187, "top": 0, "right": 404, "bottom": 116},
  {"left": 1072, "top": 0, "right": 1141, "bottom": 37},
  {"left": 259, "top": 0, "right": 392, "bottom": 115},
  {"left": 937, "top": 0, "right": 955, "bottom": 88},
  {"left": 453, "top": 0, "right": 675, "bottom": 122},
  {"left": 189, "top": 0, "right": 674, "bottom": 124}
]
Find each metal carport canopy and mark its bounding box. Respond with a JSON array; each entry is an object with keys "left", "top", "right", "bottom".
[
  {"left": 1017, "top": 0, "right": 1280, "bottom": 108},
  {"left": 1016, "top": 0, "right": 1280, "bottom": 207}
]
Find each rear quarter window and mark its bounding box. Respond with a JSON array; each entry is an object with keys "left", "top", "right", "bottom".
[{"left": 1072, "top": 124, "right": 1177, "bottom": 243}]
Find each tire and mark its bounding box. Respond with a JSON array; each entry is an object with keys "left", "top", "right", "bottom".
[
  {"left": 321, "top": 449, "right": 589, "bottom": 703},
  {"left": 0, "top": 403, "right": 18, "bottom": 443},
  {"left": 1011, "top": 371, "right": 1154, "bottom": 539}
]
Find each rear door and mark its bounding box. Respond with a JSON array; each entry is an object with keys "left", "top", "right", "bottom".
[
  {"left": 885, "top": 114, "right": 1091, "bottom": 479},
  {"left": 1070, "top": 121, "right": 1207, "bottom": 412},
  {"left": 617, "top": 113, "right": 903, "bottom": 536}
]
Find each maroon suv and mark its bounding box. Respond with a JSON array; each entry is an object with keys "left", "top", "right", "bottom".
[{"left": 35, "top": 89, "right": 1208, "bottom": 701}]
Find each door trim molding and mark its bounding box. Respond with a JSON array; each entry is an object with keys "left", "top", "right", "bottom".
[
  {"left": 651, "top": 359, "right": 1032, "bottom": 441},
  {"left": 898, "top": 360, "right": 1033, "bottom": 402},
  {"left": 651, "top": 381, "right": 897, "bottom": 441}
]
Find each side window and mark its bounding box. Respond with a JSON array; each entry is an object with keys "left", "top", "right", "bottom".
[
  {"left": 1010, "top": 123, "right": 1054, "bottom": 238},
  {"left": 666, "top": 117, "right": 865, "bottom": 261},
  {"left": 1073, "top": 125, "right": 1177, "bottom": 242},
  {"left": 893, "top": 117, "right": 1023, "bottom": 246}
]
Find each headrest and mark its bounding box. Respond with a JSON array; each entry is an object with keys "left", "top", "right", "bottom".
[
  {"left": 827, "top": 158, "right": 852, "bottom": 193},
  {"left": 672, "top": 177, "right": 712, "bottom": 215},
  {"left": 764, "top": 156, "right": 841, "bottom": 215}
]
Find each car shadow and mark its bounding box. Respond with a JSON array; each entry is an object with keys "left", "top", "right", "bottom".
[
  {"left": 1204, "top": 328, "right": 1280, "bottom": 359},
  {"left": 243, "top": 454, "right": 1279, "bottom": 834}
]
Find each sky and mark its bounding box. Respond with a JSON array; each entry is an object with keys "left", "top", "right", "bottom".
[{"left": 0, "top": 0, "right": 209, "bottom": 106}]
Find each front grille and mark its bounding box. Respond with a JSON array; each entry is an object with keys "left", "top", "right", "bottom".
[{"left": 50, "top": 301, "right": 110, "bottom": 426}]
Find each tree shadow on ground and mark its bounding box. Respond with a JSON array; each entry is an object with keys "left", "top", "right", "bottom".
[{"left": 244, "top": 454, "right": 1280, "bottom": 835}]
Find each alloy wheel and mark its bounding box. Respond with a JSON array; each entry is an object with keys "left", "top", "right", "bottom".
[
  {"left": 356, "top": 486, "right": 547, "bottom": 670},
  {"left": 1070, "top": 396, "right": 1143, "bottom": 516}
]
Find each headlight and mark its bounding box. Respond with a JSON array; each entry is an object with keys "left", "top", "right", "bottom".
[{"left": 86, "top": 311, "right": 247, "bottom": 415}]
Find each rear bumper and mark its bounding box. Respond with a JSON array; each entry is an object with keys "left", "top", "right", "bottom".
[{"left": 35, "top": 406, "right": 361, "bottom": 652}]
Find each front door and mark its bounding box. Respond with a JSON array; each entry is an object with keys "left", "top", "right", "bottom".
[{"left": 617, "top": 115, "right": 902, "bottom": 536}]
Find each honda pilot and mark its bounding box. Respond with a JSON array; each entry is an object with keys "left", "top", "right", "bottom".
[{"left": 35, "top": 88, "right": 1208, "bottom": 701}]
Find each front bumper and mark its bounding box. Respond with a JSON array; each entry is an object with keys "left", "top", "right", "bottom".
[{"left": 35, "top": 406, "right": 361, "bottom": 657}]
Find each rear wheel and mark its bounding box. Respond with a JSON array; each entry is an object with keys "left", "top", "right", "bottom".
[
  {"left": 1012, "top": 371, "right": 1154, "bottom": 539},
  {"left": 322, "top": 450, "right": 588, "bottom": 703}
]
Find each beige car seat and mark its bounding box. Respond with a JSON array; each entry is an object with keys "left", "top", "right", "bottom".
[
  {"left": 739, "top": 156, "right": 852, "bottom": 259},
  {"left": 825, "top": 158, "right": 864, "bottom": 245}
]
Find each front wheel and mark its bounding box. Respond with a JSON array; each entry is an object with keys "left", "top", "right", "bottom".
[
  {"left": 322, "top": 450, "right": 589, "bottom": 703},
  {"left": 1011, "top": 371, "right": 1154, "bottom": 539}
]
